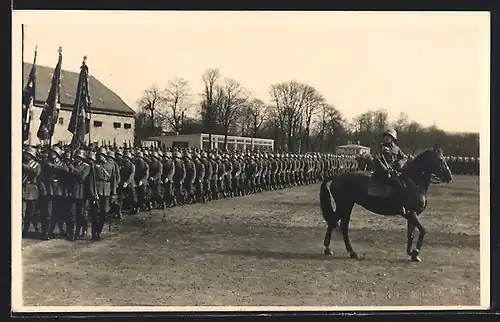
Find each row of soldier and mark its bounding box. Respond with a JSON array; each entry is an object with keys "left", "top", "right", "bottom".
[{"left": 22, "top": 145, "right": 360, "bottom": 242}]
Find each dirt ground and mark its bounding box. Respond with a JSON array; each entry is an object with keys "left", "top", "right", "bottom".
[{"left": 21, "top": 175, "right": 480, "bottom": 307}]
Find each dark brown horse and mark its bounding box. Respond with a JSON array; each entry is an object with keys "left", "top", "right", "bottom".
[{"left": 319, "top": 144, "right": 453, "bottom": 262}]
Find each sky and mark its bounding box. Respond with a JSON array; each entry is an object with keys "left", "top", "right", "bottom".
[{"left": 14, "top": 11, "right": 490, "bottom": 133}]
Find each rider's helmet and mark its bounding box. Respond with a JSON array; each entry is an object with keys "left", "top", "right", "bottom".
[{"left": 383, "top": 129, "right": 398, "bottom": 141}]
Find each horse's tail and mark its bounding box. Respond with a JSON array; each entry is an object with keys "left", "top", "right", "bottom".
[{"left": 320, "top": 175, "right": 338, "bottom": 227}]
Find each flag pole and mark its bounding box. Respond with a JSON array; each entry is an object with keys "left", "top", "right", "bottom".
[{"left": 70, "top": 56, "right": 86, "bottom": 154}]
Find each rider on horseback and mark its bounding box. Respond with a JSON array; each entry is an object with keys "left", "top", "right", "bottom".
[{"left": 373, "top": 129, "right": 408, "bottom": 214}]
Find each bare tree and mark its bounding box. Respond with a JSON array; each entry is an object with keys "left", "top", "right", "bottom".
[
  {"left": 246, "top": 98, "right": 267, "bottom": 137},
  {"left": 200, "top": 68, "right": 221, "bottom": 149},
  {"left": 163, "top": 77, "right": 191, "bottom": 134},
  {"left": 217, "top": 78, "right": 248, "bottom": 149},
  {"left": 137, "top": 84, "right": 165, "bottom": 132},
  {"left": 268, "top": 81, "right": 322, "bottom": 152}
]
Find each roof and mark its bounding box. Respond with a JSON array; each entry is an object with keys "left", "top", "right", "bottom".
[
  {"left": 22, "top": 62, "right": 135, "bottom": 116},
  {"left": 337, "top": 144, "right": 371, "bottom": 149}
]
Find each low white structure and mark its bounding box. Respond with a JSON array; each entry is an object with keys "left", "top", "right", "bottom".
[
  {"left": 336, "top": 143, "right": 371, "bottom": 156},
  {"left": 144, "top": 133, "right": 274, "bottom": 151}
]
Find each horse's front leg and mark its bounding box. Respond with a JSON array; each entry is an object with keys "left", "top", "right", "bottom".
[
  {"left": 408, "top": 211, "right": 426, "bottom": 262},
  {"left": 406, "top": 220, "right": 416, "bottom": 256}
]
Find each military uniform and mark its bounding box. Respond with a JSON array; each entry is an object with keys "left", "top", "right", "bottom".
[
  {"left": 161, "top": 152, "right": 175, "bottom": 208},
  {"left": 22, "top": 147, "right": 41, "bottom": 237},
  {"left": 39, "top": 146, "right": 69, "bottom": 240},
  {"left": 66, "top": 149, "right": 91, "bottom": 240},
  {"left": 88, "top": 148, "right": 118, "bottom": 241}
]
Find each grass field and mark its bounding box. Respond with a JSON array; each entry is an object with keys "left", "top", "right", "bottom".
[{"left": 21, "top": 175, "right": 480, "bottom": 307}]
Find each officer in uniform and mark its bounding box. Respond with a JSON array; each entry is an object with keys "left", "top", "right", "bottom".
[
  {"left": 372, "top": 129, "right": 408, "bottom": 214},
  {"left": 66, "top": 149, "right": 91, "bottom": 240},
  {"left": 88, "top": 147, "right": 118, "bottom": 241},
  {"left": 22, "top": 146, "right": 42, "bottom": 237}
]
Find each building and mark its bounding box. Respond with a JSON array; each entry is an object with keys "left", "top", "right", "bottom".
[
  {"left": 336, "top": 142, "right": 371, "bottom": 156},
  {"left": 23, "top": 62, "right": 136, "bottom": 146},
  {"left": 144, "top": 133, "right": 275, "bottom": 151}
]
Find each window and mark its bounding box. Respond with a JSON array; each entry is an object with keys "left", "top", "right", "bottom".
[
  {"left": 124, "top": 123, "right": 132, "bottom": 129},
  {"left": 113, "top": 122, "right": 121, "bottom": 128},
  {"left": 58, "top": 117, "right": 64, "bottom": 125},
  {"left": 93, "top": 120, "right": 102, "bottom": 127}
]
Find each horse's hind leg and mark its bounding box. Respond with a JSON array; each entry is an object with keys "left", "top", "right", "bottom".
[
  {"left": 323, "top": 221, "right": 336, "bottom": 255},
  {"left": 339, "top": 202, "right": 358, "bottom": 259}
]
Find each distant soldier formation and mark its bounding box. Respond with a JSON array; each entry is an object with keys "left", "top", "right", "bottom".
[{"left": 22, "top": 144, "right": 361, "bottom": 241}]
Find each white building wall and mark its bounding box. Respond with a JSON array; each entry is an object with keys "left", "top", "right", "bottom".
[{"left": 26, "top": 105, "right": 135, "bottom": 147}]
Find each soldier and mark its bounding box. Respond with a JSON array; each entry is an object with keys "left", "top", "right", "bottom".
[
  {"left": 148, "top": 151, "right": 163, "bottom": 209},
  {"left": 223, "top": 154, "right": 233, "bottom": 197},
  {"left": 107, "top": 151, "right": 122, "bottom": 218},
  {"left": 66, "top": 149, "right": 91, "bottom": 240},
  {"left": 173, "top": 152, "right": 186, "bottom": 206},
  {"left": 372, "top": 129, "right": 408, "bottom": 214},
  {"left": 238, "top": 154, "right": 247, "bottom": 195},
  {"left": 183, "top": 153, "right": 197, "bottom": 204},
  {"left": 161, "top": 152, "right": 175, "bottom": 208},
  {"left": 121, "top": 151, "right": 138, "bottom": 215},
  {"left": 134, "top": 151, "right": 150, "bottom": 212},
  {"left": 216, "top": 155, "right": 225, "bottom": 199},
  {"left": 22, "top": 146, "right": 42, "bottom": 237},
  {"left": 88, "top": 148, "right": 118, "bottom": 241},
  {"left": 209, "top": 154, "right": 219, "bottom": 201},
  {"left": 201, "top": 152, "right": 212, "bottom": 202},
  {"left": 246, "top": 155, "right": 258, "bottom": 194},
  {"left": 193, "top": 153, "right": 205, "bottom": 203},
  {"left": 231, "top": 154, "right": 241, "bottom": 197},
  {"left": 39, "top": 146, "right": 69, "bottom": 240}
]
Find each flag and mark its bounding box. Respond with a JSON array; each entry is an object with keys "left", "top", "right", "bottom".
[
  {"left": 68, "top": 56, "right": 92, "bottom": 150},
  {"left": 22, "top": 47, "right": 37, "bottom": 142},
  {"left": 37, "top": 47, "right": 63, "bottom": 142}
]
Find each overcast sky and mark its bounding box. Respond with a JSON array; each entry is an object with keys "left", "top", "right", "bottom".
[{"left": 15, "top": 11, "right": 489, "bottom": 133}]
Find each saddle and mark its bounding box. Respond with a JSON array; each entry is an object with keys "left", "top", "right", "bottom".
[{"left": 367, "top": 173, "right": 397, "bottom": 197}]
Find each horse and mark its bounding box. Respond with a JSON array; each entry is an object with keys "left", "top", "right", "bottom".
[{"left": 319, "top": 144, "right": 453, "bottom": 262}]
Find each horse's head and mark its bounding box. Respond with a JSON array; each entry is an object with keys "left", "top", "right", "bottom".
[{"left": 411, "top": 144, "right": 453, "bottom": 183}]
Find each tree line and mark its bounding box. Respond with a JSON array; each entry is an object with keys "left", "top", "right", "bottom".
[{"left": 134, "top": 68, "right": 479, "bottom": 157}]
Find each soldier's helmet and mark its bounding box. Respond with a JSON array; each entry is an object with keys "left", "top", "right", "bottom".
[
  {"left": 184, "top": 153, "right": 191, "bottom": 159},
  {"left": 124, "top": 151, "right": 133, "bottom": 160},
  {"left": 50, "top": 146, "right": 63, "bottom": 158},
  {"left": 202, "top": 152, "right": 208, "bottom": 158},
  {"left": 383, "top": 129, "right": 398, "bottom": 141},
  {"left": 136, "top": 151, "right": 144, "bottom": 159},
  {"left": 97, "top": 147, "right": 107, "bottom": 157},
  {"left": 107, "top": 151, "right": 116, "bottom": 159},
  {"left": 194, "top": 153, "right": 200, "bottom": 159},
  {"left": 88, "top": 151, "right": 97, "bottom": 162},
  {"left": 23, "top": 146, "right": 37, "bottom": 159},
  {"left": 115, "top": 150, "right": 124, "bottom": 157},
  {"left": 74, "top": 149, "right": 87, "bottom": 160},
  {"left": 157, "top": 151, "right": 163, "bottom": 158},
  {"left": 174, "top": 151, "right": 182, "bottom": 158},
  {"left": 151, "top": 151, "right": 159, "bottom": 159}
]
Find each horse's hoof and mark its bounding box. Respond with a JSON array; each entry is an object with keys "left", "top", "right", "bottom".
[
  {"left": 324, "top": 249, "right": 333, "bottom": 256},
  {"left": 410, "top": 249, "right": 422, "bottom": 262},
  {"left": 350, "top": 252, "right": 359, "bottom": 259}
]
